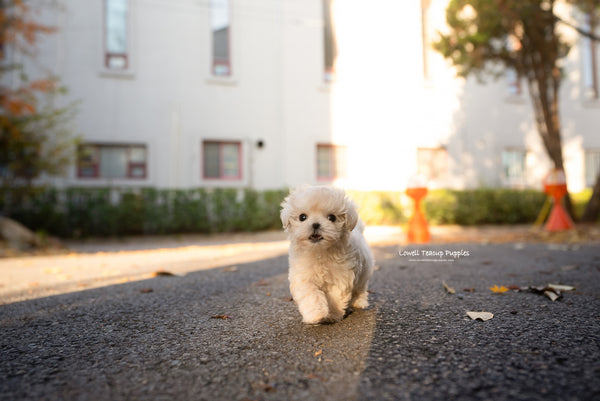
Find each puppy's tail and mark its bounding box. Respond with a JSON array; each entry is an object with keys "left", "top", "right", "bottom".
[{"left": 354, "top": 218, "right": 366, "bottom": 233}]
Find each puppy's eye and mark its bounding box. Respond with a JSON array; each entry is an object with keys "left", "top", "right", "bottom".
[
  {"left": 327, "top": 214, "right": 336, "bottom": 222},
  {"left": 299, "top": 214, "right": 307, "bottom": 222}
]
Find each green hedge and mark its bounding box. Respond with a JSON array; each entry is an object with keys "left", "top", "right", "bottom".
[
  {"left": 423, "top": 189, "right": 547, "bottom": 225},
  {"left": 1, "top": 187, "right": 288, "bottom": 238},
  {"left": 0, "top": 187, "right": 564, "bottom": 238}
]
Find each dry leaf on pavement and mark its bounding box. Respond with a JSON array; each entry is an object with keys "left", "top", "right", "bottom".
[
  {"left": 210, "top": 314, "right": 232, "bottom": 320},
  {"left": 466, "top": 311, "right": 494, "bottom": 321},
  {"left": 547, "top": 283, "right": 575, "bottom": 292},
  {"left": 489, "top": 285, "right": 509, "bottom": 294},
  {"left": 442, "top": 281, "right": 456, "bottom": 294},
  {"left": 152, "top": 270, "right": 176, "bottom": 277},
  {"left": 544, "top": 290, "right": 560, "bottom": 302}
]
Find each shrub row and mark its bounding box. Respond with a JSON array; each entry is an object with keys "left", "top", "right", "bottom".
[
  {"left": 1, "top": 187, "right": 288, "bottom": 238},
  {"left": 1, "top": 187, "right": 552, "bottom": 238},
  {"left": 423, "top": 189, "right": 547, "bottom": 225}
]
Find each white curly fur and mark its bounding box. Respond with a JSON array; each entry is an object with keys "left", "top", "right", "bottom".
[{"left": 280, "top": 186, "right": 374, "bottom": 324}]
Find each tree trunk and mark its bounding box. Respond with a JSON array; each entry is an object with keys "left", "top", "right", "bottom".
[
  {"left": 522, "top": 6, "right": 576, "bottom": 220},
  {"left": 581, "top": 172, "right": 600, "bottom": 222}
]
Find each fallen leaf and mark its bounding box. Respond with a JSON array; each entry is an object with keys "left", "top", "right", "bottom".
[
  {"left": 314, "top": 349, "right": 322, "bottom": 357},
  {"left": 442, "top": 281, "right": 456, "bottom": 294},
  {"left": 467, "top": 311, "right": 494, "bottom": 321},
  {"left": 489, "top": 285, "right": 509, "bottom": 294},
  {"left": 463, "top": 288, "right": 475, "bottom": 293},
  {"left": 152, "top": 270, "right": 176, "bottom": 277},
  {"left": 211, "top": 314, "right": 231, "bottom": 320},
  {"left": 140, "top": 288, "right": 154, "bottom": 293},
  {"left": 306, "top": 374, "right": 327, "bottom": 381},
  {"left": 544, "top": 290, "right": 560, "bottom": 302},
  {"left": 547, "top": 283, "right": 575, "bottom": 292}
]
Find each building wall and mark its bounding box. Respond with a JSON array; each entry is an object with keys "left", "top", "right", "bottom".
[{"left": 25, "top": 0, "right": 600, "bottom": 192}]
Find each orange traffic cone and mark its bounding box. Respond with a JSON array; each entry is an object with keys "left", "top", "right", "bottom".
[
  {"left": 543, "top": 169, "right": 574, "bottom": 232},
  {"left": 545, "top": 196, "right": 574, "bottom": 231},
  {"left": 406, "top": 186, "right": 430, "bottom": 243}
]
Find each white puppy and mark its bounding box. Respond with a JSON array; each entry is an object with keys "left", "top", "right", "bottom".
[{"left": 280, "top": 186, "right": 374, "bottom": 324}]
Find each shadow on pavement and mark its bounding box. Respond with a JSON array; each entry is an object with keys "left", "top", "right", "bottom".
[{"left": 0, "top": 251, "right": 378, "bottom": 401}]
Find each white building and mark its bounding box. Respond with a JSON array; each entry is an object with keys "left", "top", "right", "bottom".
[{"left": 28, "top": 0, "right": 600, "bottom": 192}]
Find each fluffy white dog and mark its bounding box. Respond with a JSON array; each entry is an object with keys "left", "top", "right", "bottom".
[{"left": 280, "top": 186, "right": 374, "bottom": 324}]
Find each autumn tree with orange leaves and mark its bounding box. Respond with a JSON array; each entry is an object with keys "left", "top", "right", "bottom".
[{"left": 0, "top": 0, "right": 78, "bottom": 212}]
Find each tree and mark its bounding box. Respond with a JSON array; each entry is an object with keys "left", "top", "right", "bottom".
[
  {"left": 0, "top": 0, "right": 78, "bottom": 214},
  {"left": 434, "top": 0, "right": 600, "bottom": 222}
]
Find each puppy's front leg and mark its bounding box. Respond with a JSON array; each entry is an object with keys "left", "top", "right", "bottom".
[{"left": 291, "top": 283, "right": 330, "bottom": 324}]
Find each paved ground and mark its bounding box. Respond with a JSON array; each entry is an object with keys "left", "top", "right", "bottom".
[{"left": 0, "top": 226, "right": 599, "bottom": 400}]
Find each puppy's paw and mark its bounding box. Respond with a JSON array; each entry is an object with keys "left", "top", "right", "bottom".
[
  {"left": 299, "top": 304, "right": 330, "bottom": 325},
  {"left": 302, "top": 313, "right": 330, "bottom": 325},
  {"left": 351, "top": 292, "right": 369, "bottom": 309}
]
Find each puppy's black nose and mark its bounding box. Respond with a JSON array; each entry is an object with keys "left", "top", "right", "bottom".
[{"left": 312, "top": 223, "right": 321, "bottom": 230}]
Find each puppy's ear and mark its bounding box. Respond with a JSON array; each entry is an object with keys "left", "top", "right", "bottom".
[
  {"left": 280, "top": 195, "right": 293, "bottom": 231},
  {"left": 343, "top": 199, "right": 359, "bottom": 231}
]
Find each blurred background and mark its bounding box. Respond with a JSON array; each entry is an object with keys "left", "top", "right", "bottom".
[{"left": 1, "top": 0, "right": 599, "bottom": 239}]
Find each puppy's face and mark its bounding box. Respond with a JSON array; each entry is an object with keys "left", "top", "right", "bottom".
[{"left": 280, "top": 186, "right": 358, "bottom": 248}]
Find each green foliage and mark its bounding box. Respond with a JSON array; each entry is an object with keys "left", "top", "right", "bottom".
[
  {"left": 0, "top": 1, "right": 80, "bottom": 214},
  {"left": 0, "top": 187, "right": 288, "bottom": 238},
  {"left": 3, "top": 187, "right": 590, "bottom": 238},
  {"left": 347, "top": 191, "right": 406, "bottom": 225},
  {"left": 424, "top": 188, "right": 547, "bottom": 225},
  {"left": 433, "top": 0, "right": 573, "bottom": 80}
]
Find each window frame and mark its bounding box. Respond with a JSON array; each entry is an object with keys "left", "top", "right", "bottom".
[
  {"left": 202, "top": 140, "right": 242, "bottom": 181},
  {"left": 322, "top": 0, "right": 337, "bottom": 83},
  {"left": 316, "top": 143, "right": 347, "bottom": 181},
  {"left": 103, "top": 0, "right": 131, "bottom": 72},
  {"left": 501, "top": 148, "right": 527, "bottom": 187},
  {"left": 581, "top": 11, "right": 599, "bottom": 101},
  {"left": 585, "top": 149, "right": 600, "bottom": 187},
  {"left": 416, "top": 147, "right": 448, "bottom": 182},
  {"left": 210, "top": 0, "right": 232, "bottom": 77},
  {"left": 77, "top": 143, "right": 148, "bottom": 180}
]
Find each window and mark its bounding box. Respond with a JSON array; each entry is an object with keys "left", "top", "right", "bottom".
[
  {"left": 323, "top": 0, "right": 337, "bottom": 82},
  {"left": 211, "top": 0, "right": 231, "bottom": 76},
  {"left": 502, "top": 149, "right": 526, "bottom": 185},
  {"left": 581, "top": 12, "right": 598, "bottom": 100},
  {"left": 417, "top": 147, "right": 447, "bottom": 181},
  {"left": 585, "top": 150, "right": 600, "bottom": 187},
  {"left": 78, "top": 144, "right": 147, "bottom": 179},
  {"left": 505, "top": 34, "right": 523, "bottom": 96},
  {"left": 104, "top": 0, "right": 129, "bottom": 70},
  {"left": 420, "top": 0, "right": 432, "bottom": 81},
  {"left": 506, "top": 68, "right": 522, "bottom": 96},
  {"left": 317, "top": 144, "right": 347, "bottom": 180},
  {"left": 203, "top": 141, "right": 241, "bottom": 179}
]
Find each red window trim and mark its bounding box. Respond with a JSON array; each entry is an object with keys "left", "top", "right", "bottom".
[
  {"left": 103, "top": 0, "right": 130, "bottom": 71},
  {"left": 316, "top": 143, "right": 346, "bottom": 181},
  {"left": 105, "top": 52, "right": 129, "bottom": 70},
  {"left": 202, "top": 140, "right": 242, "bottom": 180},
  {"left": 211, "top": 1, "right": 232, "bottom": 77},
  {"left": 77, "top": 143, "right": 147, "bottom": 180}
]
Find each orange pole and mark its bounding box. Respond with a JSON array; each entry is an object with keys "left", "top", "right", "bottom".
[
  {"left": 544, "top": 184, "right": 574, "bottom": 231},
  {"left": 406, "top": 187, "right": 430, "bottom": 243}
]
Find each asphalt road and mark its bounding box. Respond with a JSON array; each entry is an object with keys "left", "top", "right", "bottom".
[{"left": 1, "top": 241, "right": 599, "bottom": 401}]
